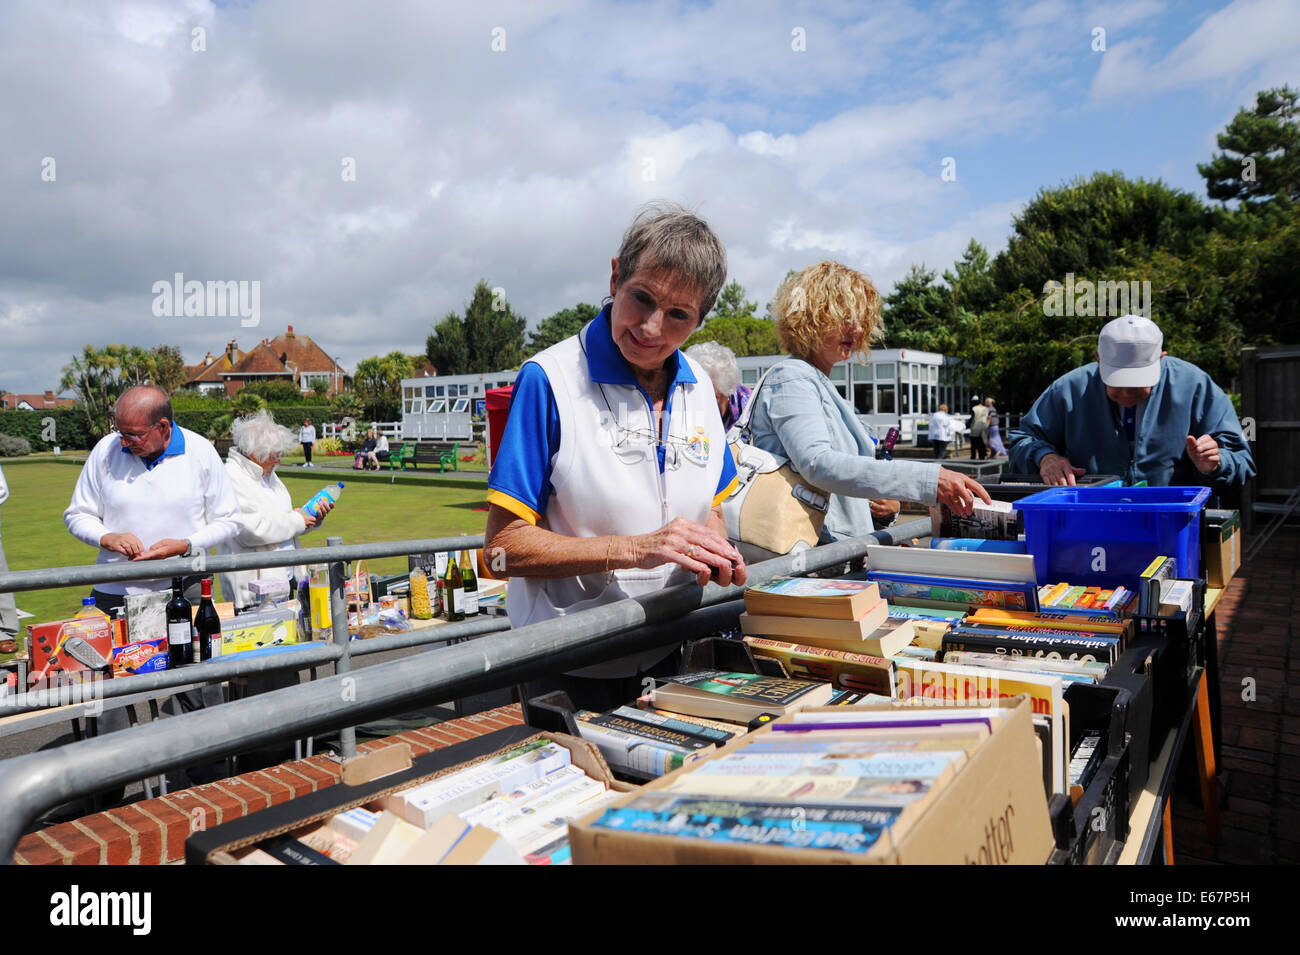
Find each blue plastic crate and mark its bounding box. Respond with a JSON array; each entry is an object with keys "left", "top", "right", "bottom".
[{"left": 1015, "top": 486, "right": 1210, "bottom": 589}]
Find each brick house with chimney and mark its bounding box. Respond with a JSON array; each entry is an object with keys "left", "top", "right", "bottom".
[
  {"left": 183, "top": 340, "right": 245, "bottom": 396},
  {"left": 183, "top": 327, "right": 349, "bottom": 397},
  {"left": 1, "top": 390, "right": 76, "bottom": 411}
]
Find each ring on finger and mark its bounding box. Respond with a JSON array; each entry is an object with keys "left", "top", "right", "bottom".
[{"left": 687, "top": 544, "right": 696, "bottom": 559}]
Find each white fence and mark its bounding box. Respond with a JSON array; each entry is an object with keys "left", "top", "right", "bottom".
[{"left": 321, "top": 420, "right": 401, "bottom": 441}]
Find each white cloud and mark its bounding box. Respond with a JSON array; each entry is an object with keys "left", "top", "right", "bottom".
[
  {"left": 1090, "top": 0, "right": 1300, "bottom": 100},
  {"left": 0, "top": 0, "right": 1284, "bottom": 394}
]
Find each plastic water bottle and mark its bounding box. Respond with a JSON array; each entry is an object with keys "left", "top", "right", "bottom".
[
  {"left": 74, "top": 596, "right": 109, "bottom": 621},
  {"left": 304, "top": 481, "right": 344, "bottom": 519}
]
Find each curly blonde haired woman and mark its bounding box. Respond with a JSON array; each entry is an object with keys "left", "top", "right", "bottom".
[{"left": 747, "top": 261, "right": 989, "bottom": 541}]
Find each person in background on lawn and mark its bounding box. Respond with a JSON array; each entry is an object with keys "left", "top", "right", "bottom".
[
  {"left": 685, "top": 341, "right": 751, "bottom": 430},
  {"left": 0, "top": 463, "right": 17, "bottom": 645},
  {"left": 218, "top": 411, "right": 333, "bottom": 613},
  {"left": 366, "top": 431, "right": 390, "bottom": 470},
  {"left": 929, "top": 403, "right": 954, "bottom": 459},
  {"left": 1007, "top": 315, "right": 1255, "bottom": 493},
  {"left": 985, "top": 397, "right": 1007, "bottom": 457},
  {"left": 299, "top": 416, "right": 316, "bottom": 468},
  {"left": 968, "top": 395, "right": 989, "bottom": 460},
  {"left": 355, "top": 428, "right": 377, "bottom": 470}
]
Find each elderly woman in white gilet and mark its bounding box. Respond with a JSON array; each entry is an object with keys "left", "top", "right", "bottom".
[{"left": 217, "top": 410, "right": 333, "bottom": 612}]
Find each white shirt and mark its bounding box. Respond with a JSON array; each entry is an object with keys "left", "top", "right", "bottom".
[
  {"left": 375, "top": 435, "right": 389, "bottom": 453},
  {"left": 63, "top": 426, "right": 241, "bottom": 595},
  {"left": 217, "top": 449, "right": 311, "bottom": 609},
  {"left": 929, "top": 410, "right": 955, "bottom": 442},
  {"left": 299, "top": 424, "right": 316, "bottom": 444}
]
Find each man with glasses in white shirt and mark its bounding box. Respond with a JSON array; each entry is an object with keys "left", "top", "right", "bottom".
[
  {"left": 65, "top": 385, "right": 241, "bottom": 614},
  {"left": 60, "top": 385, "right": 241, "bottom": 792}
]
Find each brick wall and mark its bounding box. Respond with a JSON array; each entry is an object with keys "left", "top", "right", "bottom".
[{"left": 13, "top": 704, "right": 525, "bottom": 865}]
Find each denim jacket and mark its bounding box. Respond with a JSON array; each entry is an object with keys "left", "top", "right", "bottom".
[
  {"left": 747, "top": 358, "right": 940, "bottom": 542},
  {"left": 1007, "top": 358, "right": 1255, "bottom": 491}
]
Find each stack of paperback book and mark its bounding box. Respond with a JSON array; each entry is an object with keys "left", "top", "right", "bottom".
[
  {"left": 571, "top": 703, "right": 743, "bottom": 778},
  {"left": 572, "top": 699, "right": 1055, "bottom": 863},
  {"left": 235, "top": 736, "right": 622, "bottom": 865},
  {"left": 737, "top": 577, "right": 911, "bottom": 695}
]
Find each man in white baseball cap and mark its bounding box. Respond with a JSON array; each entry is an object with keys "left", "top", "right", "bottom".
[
  {"left": 1008, "top": 315, "right": 1254, "bottom": 492},
  {"left": 1097, "top": 314, "right": 1163, "bottom": 388}
]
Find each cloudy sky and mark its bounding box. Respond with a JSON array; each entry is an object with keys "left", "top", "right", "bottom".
[{"left": 2, "top": 0, "right": 1297, "bottom": 394}]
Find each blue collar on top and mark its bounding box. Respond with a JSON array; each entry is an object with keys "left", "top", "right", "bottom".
[
  {"left": 582, "top": 304, "right": 698, "bottom": 473},
  {"left": 121, "top": 420, "right": 185, "bottom": 471}
]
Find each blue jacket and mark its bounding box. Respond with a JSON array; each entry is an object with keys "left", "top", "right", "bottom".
[
  {"left": 748, "top": 358, "right": 940, "bottom": 542},
  {"left": 1006, "top": 357, "right": 1255, "bottom": 490}
]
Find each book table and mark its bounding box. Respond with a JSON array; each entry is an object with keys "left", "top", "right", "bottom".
[{"left": 1118, "top": 585, "right": 1225, "bottom": 864}]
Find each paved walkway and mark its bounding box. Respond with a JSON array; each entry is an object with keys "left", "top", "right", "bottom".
[{"left": 1172, "top": 525, "right": 1300, "bottom": 864}]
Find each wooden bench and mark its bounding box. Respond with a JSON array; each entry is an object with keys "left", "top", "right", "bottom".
[{"left": 408, "top": 441, "right": 461, "bottom": 472}]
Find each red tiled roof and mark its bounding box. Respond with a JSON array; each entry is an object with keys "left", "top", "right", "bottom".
[
  {"left": 225, "top": 342, "right": 290, "bottom": 376},
  {"left": 2, "top": 392, "right": 75, "bottom": 410},
  {"left": 267, "top": 327, "right": 344, "bottom": 376}
]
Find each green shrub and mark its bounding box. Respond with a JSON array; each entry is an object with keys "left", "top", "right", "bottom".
[
  {"left": 170, "top": 392, "right": 231, "bottom": 411},
  {"left": 0, "top": 433, "right": 32, "bottom": 457},
  {"left": 0, "top": 409, "right": 95, "bottom": 450}
]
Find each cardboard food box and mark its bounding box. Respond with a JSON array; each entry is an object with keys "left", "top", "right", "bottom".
[
  {"left": 186, "top": 726, "right": 630, "bottom": 865},
  {"left": 110, "top": 637, "right": 169, "bottom": 677},
  {"left": 220, "top": 608, "right": 298, "bottom": 656},
  {"left": 25, "top": 617, "right": 115, "bottom": 682},
  {"left": 1204, "top": 509, "right": 1241, "bottom": 590},
  {"left": 567, "top": 696, "right": 1054, "bottom": 865}
]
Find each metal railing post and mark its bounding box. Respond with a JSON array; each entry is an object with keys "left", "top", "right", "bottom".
[{"left": 326, "top": 535, "right": 356, "bottom": 759}]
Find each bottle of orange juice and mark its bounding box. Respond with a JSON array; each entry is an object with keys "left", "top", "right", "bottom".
[{"left": 309, "top": 565, "right": 333, "bottom": 636}]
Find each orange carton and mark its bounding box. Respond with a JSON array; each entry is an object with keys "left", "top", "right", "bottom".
[{"left": 26, "top": 617, "right": 115, "bottom": 682}]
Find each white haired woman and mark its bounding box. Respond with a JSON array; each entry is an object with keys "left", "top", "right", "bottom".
[
  {"left": 684, "top": 341, "right": 751, "bottom": 430},
  {"left": 217, "top": 410, "right": 333, "bottom": 613}
]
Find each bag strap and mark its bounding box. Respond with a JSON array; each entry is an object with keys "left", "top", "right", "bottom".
[{"left": 732, "top": 361, "right": 786, "bottom": 439}]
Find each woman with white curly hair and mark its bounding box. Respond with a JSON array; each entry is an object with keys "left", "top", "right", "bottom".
[
  {"left": 684, "top": 341, "right": 751, "bottom": 430},
  {"left": 217, "top": 410, "right": 334, "bottom": 612}
]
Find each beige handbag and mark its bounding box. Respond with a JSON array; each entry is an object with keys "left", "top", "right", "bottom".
[{"left": 721, "top": 369, "right": 830, "bottom": 564}]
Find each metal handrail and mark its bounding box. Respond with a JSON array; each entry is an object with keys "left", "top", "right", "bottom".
[
  {"left": 0, "top": 519, "right": 929, "bottom": 862},
  {"left": 0, "top": 535, "right": 486, "bottom": 594},
  {"left": 0, "top": 536, "right": 489, "bottom": 720}
]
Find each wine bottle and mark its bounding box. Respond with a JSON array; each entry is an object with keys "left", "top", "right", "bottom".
[
  {"left": 460, "top": 549, "right": 479, "bottom": 615},
  {"left": 444, "top": 552, "right": 464, "bottom": 622},
  {"left": 166, "top": 577, "right": 194, "bottom": 668},
  {"left": 194, "top": 578, "right": 223, "bottom": 662}
]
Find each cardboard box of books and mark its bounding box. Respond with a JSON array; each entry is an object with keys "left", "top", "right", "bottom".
[
  {"left": 567, "top": 696, "right": 1054, "bottom": 865},
  {"left": 190, "top": 730, "right": 630, "bottom": 866},
  {"left": 1204, "top": 509, "right": 1241, "bottom": 589}
]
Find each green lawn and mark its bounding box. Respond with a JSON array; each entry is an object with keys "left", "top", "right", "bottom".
[{"left": 0, "top": 460, "right": 491, "bottom": 658}]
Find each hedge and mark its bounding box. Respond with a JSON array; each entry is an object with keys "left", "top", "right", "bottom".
[
  {"left": 174, "top": 405, "right": 332, "bottom": 438},
  {"left": 0, "top": 405, "right": 335, "bottom": 450},
  {"left": 0, "top": 409, "right": 96, "bottom": 451}
]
